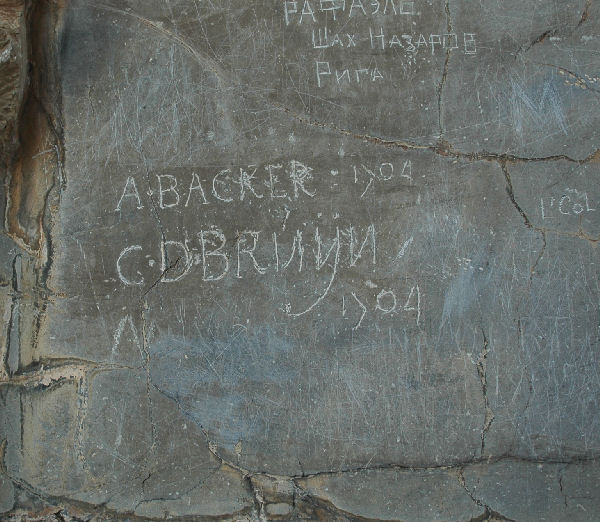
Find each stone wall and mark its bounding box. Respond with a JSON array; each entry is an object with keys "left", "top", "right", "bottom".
[{"left": 1, "top": 1, "right": 599, "bottom": 520}]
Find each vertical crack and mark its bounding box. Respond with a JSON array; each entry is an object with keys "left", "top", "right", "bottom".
[
  {"left": 530, "top": 230, "right": 547, "bottom": 280},
  {"left": 558, "top": 465, "right": 569, "bottom": 507},
  {"left": 437, "top": 0, "right": 452, "bottom": 137},
  {"left": 4, "top": 255, "right": 22, "bottom": 376},
  {"left": 501, "top": 162, "right": 546, "bottom": 280},
  {"left": 0, "top": 438, "right": 7, "bottom": 473},
  {"left": 75, "top": 373, "right": 89, "bottom": 469},
  {"left": 501, "top": 162, "right": 532, "bottom": 228},
  {"left": 0, "top": 293, "right": 10, "bottom": 380},
  {"left": 476, "top": 328, "right": 494, "bottom": 456},
  {"left": 458, "top": 468, "right": 484, "bottom": 508},
  {"left": 248, "top": 476, "right": 267, "bottom": 522}
]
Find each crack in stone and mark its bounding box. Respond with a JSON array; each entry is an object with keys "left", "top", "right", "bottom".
[
  {"left": 3, "top": 449, "right": 255, "bottom": 521},
  {"left": 291, "top": 480, "right": 379, "bottom": 521},
  {"left": 0, "top": 358, "right": 133, "bottom": 389},
  {"left": 476, "top": 328, "right": 494, "bottom": 456},
  {"left": 293, "top": 454, "right": 600, "bottom": 481},
  {"left": 501, "top": 162, "right": 549, "bottom": 284},
  {"left": 141, "top": 256, "right": 181, "bottom": 298},
  {"left": 437, "top": 0, "right": 452, "bottom": 138},
  {"left": 502, "top": 161, "right": 534, "bottom": 228},
  {"left": 458, "top": 468, "right": 516, "bottom": 521},
  {"left": 74, "top": 374, "right": 89, "bottom": 470},
  {"left": 0, "top": 470, "right": 206, "bottom": 521},
  {"left": 503, "top": 161, "right": 597, "bottom": 286},
  {"left": 541, "top": 63, "right": 600, "bottom": 96},
  {"left": 516, "top": 29, "right": 558, "bottom": 56},
  {"left": 0, "top": 439, "right": 6, "bottom": 474},
  {"left": 142, "top": 161, "right": 168, "bottom": 264},
  {"left": 577, "top": 0, "right": 592, "bottom": 28},
  {"left": 153, "top": 377, "right": 600, "bottom": 478},
  {"left": 277, "top": 104, "right": 600, "bottom": 165},
  {"left": 530, "top": 230, "right": 547, "bottom": 279},
  {"left": 135, "top": 464, "right": 221, "bottom": 511},
  {"left": 248, "top": 476, "right": 268, "bottom": 522},
  {"left": 1, "top": 255, "right": 21, "bottom": 378},
  {"left": 559, "top": 465, "right": 569, "bottom": 508},
  {"left": 3, "top": 423, "right": 598, "bottom": 521}
]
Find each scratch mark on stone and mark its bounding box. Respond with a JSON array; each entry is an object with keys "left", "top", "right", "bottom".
[
  {"left": 95, "top": 3, "right": 228, "bottom": 86},
  {"left": 395, "top": 236, "right": 414, "bottom": 261}
]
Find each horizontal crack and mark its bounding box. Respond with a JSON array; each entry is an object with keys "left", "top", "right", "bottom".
[
  {"left": 277, "top": 104, "right": 600, "bottom": 165},
  {"left": 0, "top": 357, "right": 134, "bottom": 389},
  {"left": 153, "top": 382, "right": 600, "bottom": 481},
  {"left": 292, "top": 454, "right": 600, "bottom": 481}
]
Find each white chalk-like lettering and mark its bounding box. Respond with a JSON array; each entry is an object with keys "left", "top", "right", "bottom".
[
  {"left": 376, "top": 289, "right": 397, "bottom": 313},
  {"left": 111, "top": 315, "right": 141, "bottom": 360},
  {"left": 289, "top": 160, "right": 316, "bottom": 199},
  {"left": 157, "top": 174, "right": 180, "bottom": 209},
  {"left": 185, "top": 172, "right": 209, "bottom": 207},
  {"left": 266, "top": 164, "right": 288, "bottom": 199},
  {"left": 212, "top": 169, "right": 233, "bottom": 203},
  {"left": 161, "top": 240, "right": 192, "bottom": 283},
  {"left": 116, "top": 176, "right": 144, "bottom": 211},
  {"left": 116, "top": 245, "right": 144, "bottom": 286},
  {"left": 200, "top": 229, "right": 229, "bottom": 281},
  {"left": 348, "top": 224, "right": 376, "bottom": 266},
  {"left": 237, "top": 231, "right": 267, "bottom": 278}
]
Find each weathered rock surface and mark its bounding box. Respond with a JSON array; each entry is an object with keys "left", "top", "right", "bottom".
[{"left": 0, "top": 0, "right": 599, "bottom": 520}]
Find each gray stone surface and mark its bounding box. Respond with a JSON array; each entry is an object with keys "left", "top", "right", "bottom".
[
  {"left": 0, "top": 473, "right": 15, "bottom": 514},
  {"left": 463, "top": 459, "right": 600, "bottom": 521},
  {"left": 297, "top": 468, "right": 483, "bottom": 520},
  {"left": 0, "top": 0, "right": 599, "bottom": 519}
]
